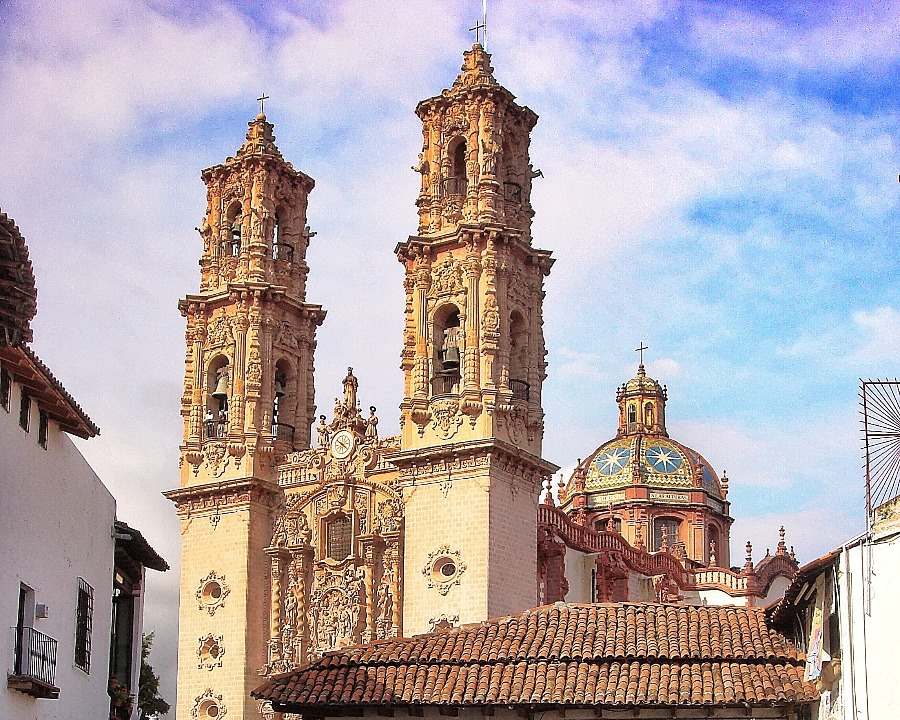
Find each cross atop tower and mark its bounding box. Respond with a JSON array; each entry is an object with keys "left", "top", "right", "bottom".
[
  {"left": 469, "top": 0, "right": 487, "bottom": 47},
  {"left": 635, "top": 342, "right": 649, "bottom": 366},
  {"left": 257, "top": 93, "right": 270, "bottom": 115}
]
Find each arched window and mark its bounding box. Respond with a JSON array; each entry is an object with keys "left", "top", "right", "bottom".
[
  {"left": 206, "top": 356, "right": 230, "bottom": 439},
  {"left": 325, "top": 515, "right": 352, "bottom": 561},
  {"left": 644, "top": 402, "right": 655, "bottom": 427},
  {"left": 628, "top": 404, "right": 637, "bottom": 424},
  {"left": 653, "top": 517, "right": 681, "bottom": 551},
  {"left": 272, "top": 359, "right": 294, "bottom": 446},
  {"left": 272, "top": 211, "right": 294, "bottom": 262},
  {"left": 509, "top": 311, "right": 529, "bottom": 401},
  {"left": 223, "top": 202, "right": 242, "bottom": 258},
  {"left": 444, "top": 139, "right": 467, "bottom": 198},
  {"left": 432, "top": 305, "right": 461, "bottom": 395},
  {"left": 595, "top": 516, "right": 621, "bottom": 533}
]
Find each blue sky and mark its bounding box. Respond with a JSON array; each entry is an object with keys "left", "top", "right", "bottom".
[{"left": 2, "top": 0, "right": 898, "bottom": 708}]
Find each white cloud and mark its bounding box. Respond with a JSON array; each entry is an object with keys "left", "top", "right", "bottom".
[{"left": 692, "top": 4, "right": 900, "bottom": 72}]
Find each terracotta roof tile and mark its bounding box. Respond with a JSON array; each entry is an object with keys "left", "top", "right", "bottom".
[{"left": 254, "top": 603, "right": 817, "bottom": 711}]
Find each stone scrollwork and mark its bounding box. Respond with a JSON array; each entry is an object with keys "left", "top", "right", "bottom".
[
  {"left": 206, "top": 314, "right": 233, "bottom": 348},
  {"left": 197, "top": 633, "right": 225, "bottom": 671},
  {"left": 430, "top": 399, "right": 463, "bottom": 440},
  {"left": 372, "top": 497, "right": 404, "bottom": 534},
  {"left": 422, "top": 546, "right": 466, "bottom": 595},
  {"left": 196, "top": 571, "right": 230, "bottom": 616},
  {"left": 191, "top": 688, "right": 227, "bottom": 719},
  {"left": 204, "top": 441, "right": 230, "bottom": 478},
  {"left": 271, "top": 493, "right": 313, "bottom": 548},
  {"left": 430, "top": 258, "right": 464, "bottom": 296},
  {"left": 307, "top": 566, "right": 365, "bottom": 659}
]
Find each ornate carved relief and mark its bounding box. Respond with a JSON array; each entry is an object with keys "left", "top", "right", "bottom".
[
  {"left": 206, "top": 314, "right": 233, "bottom": 348},
  {"left": 430, "top": 399, "right": 463, "bottom": 440},
  {"left": 430, "top": 258, "right": 464, "bottom": 296},
  {"left": 196, "top": 571, "right": 230, "bottom": 616},
  {"left": 307, "top": 566, "right": 365, "bottom": 659},
  {"left": 423, "top": 546, "right": 466, "bottom": 595},
  {"left": 191, "top": 689, "right": 227, "bottom": 719},
  {"left": 203, "top": 441, "right": 230, "bottom": 477},
  {"left": 197, "top": 634, "right": 225, "bottom": 671}
]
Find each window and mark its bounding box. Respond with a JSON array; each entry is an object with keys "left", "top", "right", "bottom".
[
  {"left": 38, "top": 410, "right": 49, "bottom": 449},
  {"left": 1, "top": 367, "right": 10, "bottom": 411},
  {"left": 74, "top": 579, "right": 93, "bottom": 673},
  {"left": 653, "top": 517, "right": 681, "bottom": 552},
  {"left": 19, "top": 390, "right": 31, "bottom": 431},
  {"left": 325, "top": 516, "right": 352, "bottom": 561},
  {"left": 627, "top": 404, "right": 637, "bottom": 424}
]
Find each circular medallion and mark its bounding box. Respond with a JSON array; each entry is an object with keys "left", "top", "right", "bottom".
[
  {"left": 644, "top": 445, "right": 683, "bottom": 473},
  {"left": 330, "top": 429, "right": 356, "bottom": 460},
  {"left": 594, "top": 447, "right": 631, "bottom": 475}
]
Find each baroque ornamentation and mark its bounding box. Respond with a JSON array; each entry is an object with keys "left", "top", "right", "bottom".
[
  {"left": 271, "top": 493, "right": 313, "bottom": 548},
  {"left": 206, "top": 314, "right": 233, "bottom": 348},
  {"left": 307, "top": 566, "right": 365, "bottom": 658},
  {"left": 422, "top": 546, "right": 467, "bottom": 595},
  {"left": 204, "top": 441, "right": 229, "bottom": 478},
  {"left": 430, "top": 399, "right": 463, "bottom": 440},
  {"left": 372, "top": 497, "right": 403, "bottom": 534},
  {"left": 196, "top": 571, "right": 230, "bottom": 616},
  {"left": 197, "top": 633, "right": 225, "bottom": 671},
  {"left": 430, "top": 258, "right": 464, "bottom": 295},
  {"left": 191, "top": 688, "right": 227, "bottom": 719}
]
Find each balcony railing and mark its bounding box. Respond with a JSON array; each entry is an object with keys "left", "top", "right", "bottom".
[
  {"left": 442, "top": 176, "right": 468, "bottom": 199},
  {"left": 8, "top": 627, "right": 59, "bottom": 698},
  {"left": 432, "top": 373, "right": 460, "bottom": 396},
  {"left": 204, "top": 419, "right": 228, "bottom": 440},
  {"left": 509, "top": 378, "right": 530, "bottom": 401},
  {"left": 272, "top": 422, "right": 295, "bottom": 445},
  {"left": 272, "top": 242, "right": 294, "bottom": 262}
]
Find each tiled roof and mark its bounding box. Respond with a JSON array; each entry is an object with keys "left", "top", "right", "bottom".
[
  {"left": 254, "top": 603, "right": 816, "bottom": 711},
  {"left": 0, "top": 209, "right": 37, "bottom": 346}
]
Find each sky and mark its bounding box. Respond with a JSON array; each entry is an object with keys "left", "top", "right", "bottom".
[{"left": 1, "top": 0, "right": 898, "bottom": 711}]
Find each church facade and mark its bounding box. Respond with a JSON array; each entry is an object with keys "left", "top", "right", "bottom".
[{"left": 167, "top": 45, "right": 798, "bottom": 720}]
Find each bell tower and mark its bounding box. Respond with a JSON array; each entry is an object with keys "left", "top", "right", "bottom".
[
  {"left": 166, "top": 112, "right": 325, "bottom": 720},
  {"left": 393, "top": 44, "right": 558, "bottom": 635}
]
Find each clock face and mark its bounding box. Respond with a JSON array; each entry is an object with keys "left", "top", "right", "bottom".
[
  {"left": 595, "top": 447, "right": 630, "bottom": 475},
  {"left": 644, "top": 445, "right": 683, "bottom": 473},
  {"left": 331, "top": 429, "right": 355, "bottom": 459}
]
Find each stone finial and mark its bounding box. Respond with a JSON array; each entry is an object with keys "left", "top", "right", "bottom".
[
  {"left": 720, "top": 470, "right": 729, "bottom": 499},
  {"left": 777, "top": 525, "right": 788, "bottom": 556},
  {"left": 659, "top": 527, "right": 669, "bottom": 554},
  {"left": 635, "top": 522, "right": 646, "bottom": 551},
  {"left": 236, "top": 112, "right": 283, "bottom": 159},
  {"left": 790, "top": 545, "right": 796, "bottom": 561},
  {"left": 743, "top": 541, "right": 754, "bottom": 572},
  {"left": 541, "top": 477, "right": 554, "bottom": 507},
  {"left": 451, "top": 43, "right": 498, "bottom": 90},
  {"left": 556, "top": 473, "right": 566, "bottom": 503}
]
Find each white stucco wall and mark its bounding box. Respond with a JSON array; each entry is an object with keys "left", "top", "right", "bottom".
[
  {"left": 0, "top": 370, "right": 116, "bottom": 720},
  {"left": 835, "top": 513, "right": 900, "bottom": 720}
]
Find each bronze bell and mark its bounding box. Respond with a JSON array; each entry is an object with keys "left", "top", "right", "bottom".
[
  {"left": 212, "top": 372, "right": 229, "bottom": 399},
  {"left": 275, "top": 379, "right": 286, "bottom": 398},
  {"left": 441, "top": 344, "right": 460, "bottom": 370}
]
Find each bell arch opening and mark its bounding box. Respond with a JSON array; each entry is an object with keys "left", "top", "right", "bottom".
[
  {"left": 223, "top": 201, "right": 242, "bottom": 257},
  {"left": 432, "top": 304, "right": 461, "bottom": 396},
  {"left": 205, "top": 355, "right": 230, "bottom": 439},
  {"left": 444, "top": 138, "right": 468, "bottom": 199},
  {"left": 272, "top": 358, "right": 295, "bottom": 447},
  {"left": 509, "top": 310, "right": 529, "bottom": 402}
]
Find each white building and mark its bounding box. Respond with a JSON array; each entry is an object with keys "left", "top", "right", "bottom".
[
  {"left": 770, "top": 495, "right": 900, "bottom": 720},
  {"left": 0, "top": 209, "right": 167, "bottom": 720}
]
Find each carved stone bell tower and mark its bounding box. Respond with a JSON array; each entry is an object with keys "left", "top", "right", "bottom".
[
  {"left": 392, "top": 44, "right": 558, "bottom": 635},
  {"left": 165, "top": 112, "right": 325, "bottom": 720}
]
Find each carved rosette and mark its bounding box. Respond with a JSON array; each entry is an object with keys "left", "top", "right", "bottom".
[
  {"left": 197, "top": 634, "right": 225, "bottom": 671},
  {"left": 196, "top": 571, "right": 230, "bottom": 616},
  {"left": 423, "top": 546, "right": 467, "bottom": 595}
]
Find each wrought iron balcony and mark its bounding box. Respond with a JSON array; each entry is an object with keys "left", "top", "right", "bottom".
[
  {"left": 272, "top": 242, "right": 294, "bottom": 262},
  {"left": 272, "top": 422, "right": 295, "bottom": 445},
  {"left": 432, "top": 372, "right": 460, "bottom": 396},
  {"left": 509, "top": 378, "right": 530, "bottom": 402},
  {"left": 204, "top": 419, "right": 228, "bottom": 440},
  {"left": 8, "top": 627, "right": 59, "bottom": 699},
  {"left": 442, "top": 176, "right": 467, "bottom": 199}
]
